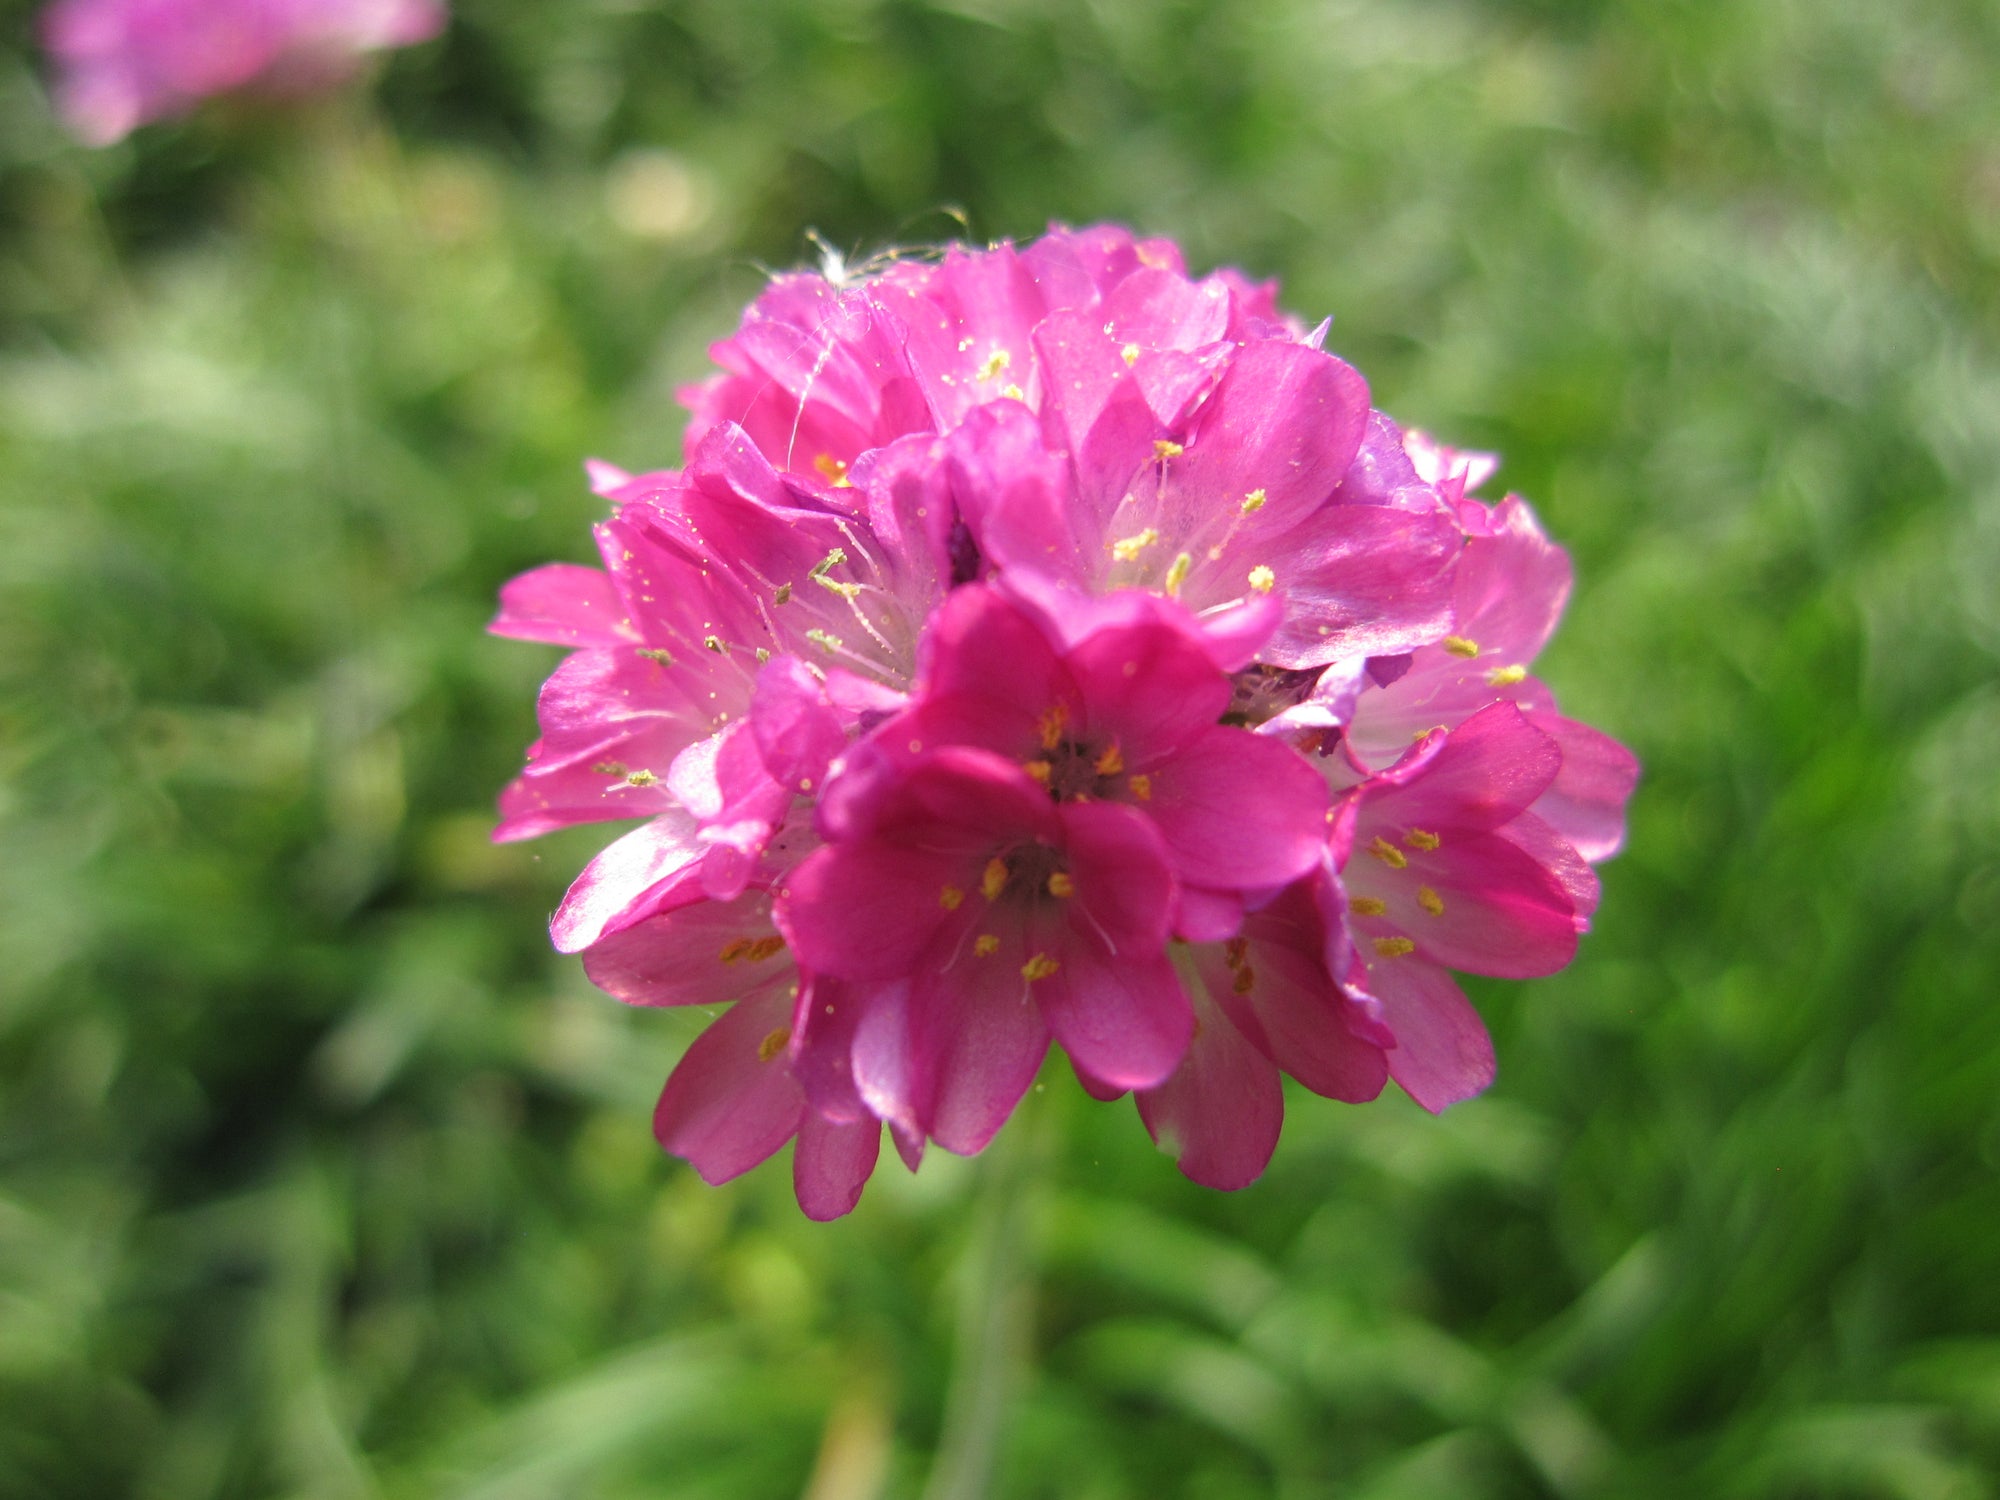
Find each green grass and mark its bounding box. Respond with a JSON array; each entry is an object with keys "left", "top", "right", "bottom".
[{"left": 1, "top": 0, "right": 1997, "bottom": 1495}]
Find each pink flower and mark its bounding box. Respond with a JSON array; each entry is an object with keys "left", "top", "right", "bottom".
[
  {"left": 42, "top": 0, "right": 444, "bottom": 145},
  {"left": 492, "top": 224, "right": 1637, "bottom": 1215}
]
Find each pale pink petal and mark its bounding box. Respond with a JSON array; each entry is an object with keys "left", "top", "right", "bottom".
[
  {"left": 652, "top": 988, "right": 804, "bottom": 1185},
  {"left": 489, "top": 564, "right": 634, "bottom": 648},
  {"left": 1526, "top": 712, "right": 1640, "bottom": 863},
  {"left": 1358, "top": 959, "right": 1496, "bottom": 1113},
  {"left": 792, "top": 1112, "right": 880, "bottom": 1221}
]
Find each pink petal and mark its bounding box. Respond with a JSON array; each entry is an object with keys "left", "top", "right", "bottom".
[
  {"left": 551, "top": 811, "right": 705, "bottom": 953},
  {"left": 1246, "top": 504, "right": 1464, "bottom": 668},
  {"left": 792, "top": 1112, "right": 880, "bottom": 1221},
  {"left": 751, "top": 655, "right": 850, "bottom": 794},
  {"left": 1346, "top": 829, "right": 1580, "bottom": 979},
  {"left": 1526, "top": 712, "right": 1640, "bottom": 863},
  {"left": 1038, "top": 943, "right": 1191, "bottom": 1093},
  {"left": 580, "top": 890, "right": 793, "bottom": 1009},
  {"left": 1357, "top": 959, "right": 1496, "bottom": 1114},
  {"left": 1366, "top": 701, "right": 1562, "bottom": 832},
  {"left": 1136, "top": 986, "right": 1284, "bottom": 1190},
  {"left": 652, "top": 988, "right": 805, "bottom": 1184},
  {"left": 489, "top": 564, "right": 634, "bottom": 648},
  {"left": 1143, "top": 725, "right": 1330, "bottom": 891}
]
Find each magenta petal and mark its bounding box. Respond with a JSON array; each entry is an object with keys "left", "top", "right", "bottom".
[
  {"left": 788, "top": 973, "right": 874, "bottom": 1123},
  {"left": 752, "top": 655, "right": 849, "bottom": 794},
  {"left": 780, "top": 841, "right": 960, "bottom": 979},
  {"left": 652, "top": 988, "right": 804, "bottom": 1184},
  {"left": 1174, "top": 342, "right": 1371, "bottom": 533},
  {"left": 1526, "top": 712, "right": 1640, "bottom": 862},
  {"left": 1357, "top": 829, "right": 1579, "bottom": 979},
  {"left": 793, "top": 1112, "right": 880, "bottom": 1221},
  {"left": 913, "top": 578, "right": 1068, "bottom": 725},
  {"left": 1176, "top": 886, "right": 1245, "bottom": 942},
  {"left": 490, "top": 563, "right": 633, "bottom": 647},
  {"left": 1359, "top": 960, "right": 1496, "bottom": 1113},
  {"left": 1144, "top": 726, "right": 1329, "bottom": 891},
  {"left": 581, "top": 892, "right": 792, "bottom": 1008},
  {"left": 1062, "top": 615, "right": 1234, "bottom": 761},
  {"left": 1369, "top": 702, "right": 1563, "bottom": 831},
  {"left": 857, "top": 952, "right": 1052, "bottom": 1156},
  {"left": 1060, "top": 799, "right": 1178, "bottom": 954},
  {"left": 1039, "top": 944, "right": 1190, "bottom": 1093},
  {"left": 1250, "top": 504, "right": 1463, "bottom": 668},
  {"left": 551, "top": 811, "right": 704, "bottom": 953},
  {"left": 1136, "top": 987, "right": 1283, "bottom": 1190},
  {"left": 1500, "top": 809, "right": 1602, "bottom": 920},
  {"left": 1451, "top": 497, "right": 1574, "bottom": 663}
]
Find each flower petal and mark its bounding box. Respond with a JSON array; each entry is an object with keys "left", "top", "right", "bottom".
[
  {"left": 1137, "top": 986, "right": 1284, "bottom": 1190},
  {"left": 652, "top": 988, "right": 804, "bottom": 1184},
  {"left": 792, "top": 1112, "right": 880, "bottom": 1221}
]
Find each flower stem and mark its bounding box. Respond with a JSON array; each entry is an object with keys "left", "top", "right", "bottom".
[{"left": 920, "top": 1105, "right": 1043, "bottom": 1500}]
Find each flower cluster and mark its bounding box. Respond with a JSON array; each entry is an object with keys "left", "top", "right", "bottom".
[
  {"left": 43, "top": 0, "right": 444, "bottom": 145},
  {"left": 494, "top": 226, "right": 1638, "bottom": 1217}
]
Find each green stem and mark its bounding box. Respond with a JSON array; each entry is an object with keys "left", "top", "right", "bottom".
[{"left": 920, "top": 1105, "right": 1044, "bottom": 1500}]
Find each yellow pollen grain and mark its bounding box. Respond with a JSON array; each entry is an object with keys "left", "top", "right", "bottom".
[
  {"left": 1047, "top": 872, "right": 1075, "bottom": 898},
  {"left": 1025, "top": 759, "right": 1052, "bottom": 786},
  {"left": 1111, "top": 527, "right": 1160, "bottom": 561},
  {"left": 1164, "top": 551, "right": 1192, "bottom": 597},
  {"left": 1121, "top": 342, "right": 1142, "bottom": 366},
  {"left": 1241, "top": 488, "right": 1267, "bottom": 514},
  {"left": 1038, "top": 702, "right": 1070, "bottom": 751},
  {"left": 1417, "top": 886, "right": 1445, "bottom": 917},
  {"left": 756, "top": 648, "right": 772, "bottom": 663},
  {"left": 981, "top": 857, "right": 1009, "bottom": 901},
  {"left": 1094, "top": 741, "right": 1125, "bottom": 776},
  {"left": 1404, "top": 828, "right": 1441, "bottom": 851},
  {"left": 773, "top": 582, "right": 793, "bottom": 605},
  {"left": 1487, "top": 664, "right": 1528, "bottom": 686},
  {"left": 592, "top": 760, "right": 627, "bottom": 776},
  {"left": 1128, "top": 773, "right": 1152, "bottom": 801},
  {"left": 813, "top": 453, "right": 851, "bottom": 486},
  {"left": 974, "top": 934, "right": 1000, "bottom": 957},
  {"left": 1373, "top": 936, "right": 1416, "bottom": 959},
  {"left": 1001, "top": 382, "right": 1025, "bottom": 401},
  {"left": 1247, "top": 565, "right": 1276, "bottom": 595},
  {"left": 1442, "top": 636, "right": 1481, "bottom": 658},
  {"left": 1153, "top": 439, "right": 1184, "bottom": 460},
  {"left": 1022, "top": 952, "right": 1061, "bottom": 982},
  {"left": 704, "top": 635, "right": 726, "bottom": 654},
  {"left": 939, "top": 885, "right": 965, "bottom": 911},
  {"left": 624, "top": 769, "right": 658, "bottom": 787},
  {"left": 636, "top": 646, "right": 675, "bottom": 665},
  {"left": 1233, "top": 964, "right": 1255, "bottom": 995},
  {"left": 1367, "top": 835, "right": 1408, "bottom": 868},
  {"left": 978, "top": 349, "right": 1011, "bottom": 381},
  {"left": 1349, "top": 896, "right": 1388, "bottom": 916},
  {"left": 757, "top": 1027, "right": 790, "bottom": 1063}
]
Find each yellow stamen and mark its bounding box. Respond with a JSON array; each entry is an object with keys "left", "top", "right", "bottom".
[
  {"left": 1373, "top": 936, "right": 1416, "bottom": 958},
  {"left": 624, "top": 769, "right": 658, "bottom": 788},
  {"left": 981, "top": 857, "right": 1009, "bottom": 901},
  {"left": 1442, "top": 636, "right": 1480, "bottom": 658},
  {"left": 592, "top": 760, "right": 627, "bottom": 776},
  {"left": 1247, "top": 565, "right": 1276, "bottom": 595},
  {"left": 1153, "top": 439, "right": 1184, "bottom": 460},
  {"left": 1233, "top": 964, "right": 1255, "bottom": 995},
  {"left": 1404, "top": 829, "right": 1441, "bottom": 851},
  {"left": 1111, "top": 527, "right": 1160, "bottom": 562},
  {"left": 1093, "top": 741, "right": 1124, "bottom": 777},
  {"left": 978, "top": 349, "right": 1011, "bottom": 381},
  {"left": 1163, "top": 551, "right": 1192, "bottom": 597},
  {"left": 1047, "top": 872, "right": 1075, "bottom": 899},
  {"left": 939, "top": 885, "right": 966, "bottom": 911},
  {"left": 813, "top": 453, "right": 851, "bottom": 486},
  {"left": 1024, "top": 759, "right": 1052, "bottom": 786},
  {"left": 757, "top": 1027, "right": 789, "bottom": 1063},
  {"left": 1001, "top": 382, "right": 1025, "bottom": 401},
  {"left": 805, "top": 628, "right": 842, "bottom": 653},
  {"left": 1367, "top": 835, "right": 1408, "bottom": 869},
  {"left": 773, "top": 582, "right": 793, "bottom": 605},
  {"left": 1487, "top": 664, "right": 1528, "bottom": 686},
  {"left": 720, "top": 935, "right": 785, "bottom": 965},
  {"left": 1037, "top": 702, "right": 1070, "bottom": 752},
  {"left": 1240, "top": 489, "right": 1267, "bottom": 514},
  {"left": 1348, "top": 896, "right": 1388, "bottom": 916},
  {"left": 1224, "top": 937, "right": 1249, "bottom": 967},
  {"left": 704, "top": 635, "right": 726, "bottom": 654},
  {"left": 1417, "top": 886, "right": 1445, "bottom": 917},
  {"left": 1021, "top": 952, "right": 1060, "bottom": 982},
  {"left": 973, "top": 934, "right": 1000, "bottom": 957},
  {"left": 636, "top": 647, "right": 675, "bottom": 665},
  {"left": 1127, "top": 773, "right": 1152, "bottom": 801},
  {"left": 1121, "top": 342, "right": 1142, "bottom": 366}
]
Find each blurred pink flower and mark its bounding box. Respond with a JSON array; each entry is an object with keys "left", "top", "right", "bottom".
[
  {"left": 492, "top": 224, "right": 1638, "bottom": 1213},
  {"left": 42, "top": 0, "right": 444, "bottom": 144}
]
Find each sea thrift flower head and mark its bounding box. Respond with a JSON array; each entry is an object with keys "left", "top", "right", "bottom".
[
  {"left": 42, "top": 0, "right": 444, "bottom": 145},
  {"left": 493, "top": 223, "right": 1637, "bottom": 1215}
]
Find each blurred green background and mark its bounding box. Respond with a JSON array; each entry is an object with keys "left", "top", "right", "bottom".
[{"left": 3, "top": 0, "right": 1999, "bottom": 1495}]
